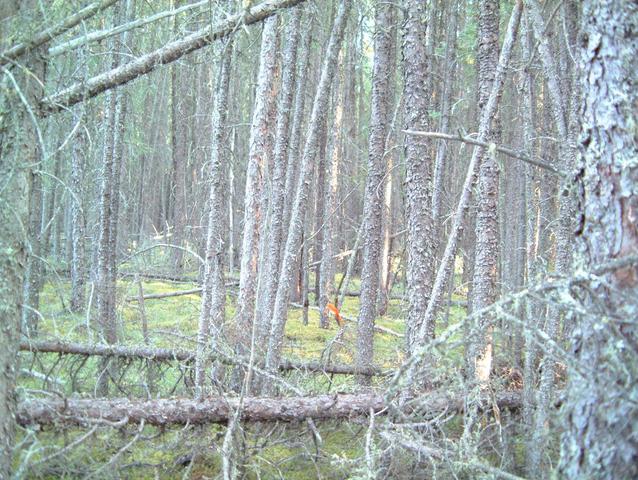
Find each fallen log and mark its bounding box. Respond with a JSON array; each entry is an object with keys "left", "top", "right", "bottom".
[
  {"left": 18, "top": 340, "right": 383, "bottom": 376},
  {"left": 126, "top": 288, "right": 202, "bottom": 301},
  {"left": 16, "top": 391, "right": 524, "bottom": 427}
]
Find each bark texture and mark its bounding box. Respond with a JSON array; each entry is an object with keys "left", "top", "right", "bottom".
[
  {"left": 402, "top": 0, "right": 435, "bottom": 351},
  {"left": 17, "top": 392, "right": 524, "bottom": 427},
  {"left": 0, "top": 2, "right": 43, "bottom": 474},
  {"left": 467, "top": 0, "right": 501, "bottom": 385},
  {"left": 196, "top": 27, "right": 234, "bottom": 397},
  {"left": 356, "top": 0, "right": 397, "bottom": 381},
  {"left": 265, "top": 0, "right": 351, "bottom": 374},
  {"left": 236, "top": 15, "right": 279, "bottom": 362},
  {"left": 559, "top": 1, "right": 638, "bottom": 477}
]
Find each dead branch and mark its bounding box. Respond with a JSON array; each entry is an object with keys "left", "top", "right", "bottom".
[
  {"left": 40, "top": 0, "right": 308, "bottom": 114},
  {"left": 18, "top": 340, "right": 383, "bottom": 376}
]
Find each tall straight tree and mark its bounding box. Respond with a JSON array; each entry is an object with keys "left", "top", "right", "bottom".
[
  {"left": 236, "top": 15, "right": 279, "bottom": 365},
  {"left": 467, "top": 0, "right": 501, "bottom": 384},
  {"left": 257, "top": 7, "right": 302, "bottom": 345},
  {"left": 195, "top": 23, "right": 234, "bottom": 398},
  {"left": 0, "top": 3, "right": 43, "bottom": 474},
  {"left": 402, "top": 0, "right": 435, "bottom": 352},
  {"left": 560, "top": 1, "right": 638, "bottom": 477},
  {"left": 95, "top": 0, "right": 134, "bottom": 394},
  {"left": 266, "top": 0, "right": 352, "bottom": 375},
  {"left": 319, "top": 48, "right": 345, "bottom": 328},
  {"left": 356, "top": 0, "right": 397, "bottom": 381}
]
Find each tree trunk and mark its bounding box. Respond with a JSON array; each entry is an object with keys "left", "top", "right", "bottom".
[
  {"left": 319, "top": 51, "right": 344, "bottom": 328},
  {"left": 258, "top": 7, "right": 302, "bottom": 344},
  {"left": 17, "top": 392, "right": 524, "bottom": 427},
  {"left": 70, "top": 105, "right": 87, "bottom": 313},
  {"left": 356, "top": 0, "right": 397, "bottom": 384},
  {"left": 235, "top": 15, "right": 279, "bottom": 371},
  {"left": 266, "top": 0, "right": 352, "bottom": 375},
  {"left": 0, "top": 2, "right": 43, "bottom": 471},
  {"left": 559, "top": 1, "right": 638, "bottom": 477},
  {"left": 402, "top": 0, "right": 435, "bottom": 352},
  {"left": 466, "top": 0, "right": 501, "bottom": 386},
  {"left": 195, "top": 24, "right": 234, "bottom": 398}
]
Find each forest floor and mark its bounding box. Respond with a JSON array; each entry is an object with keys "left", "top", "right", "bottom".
[{"left": 17, "top": 274, "right": 472, "bottom": 478}]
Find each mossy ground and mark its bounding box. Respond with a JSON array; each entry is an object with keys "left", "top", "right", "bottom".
[{"left": 17, "top": 273, "right": 470, "bottom": 479}]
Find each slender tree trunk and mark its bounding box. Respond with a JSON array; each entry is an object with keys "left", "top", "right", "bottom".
[
  {"left": 560, "top": 2, "right": 638, "bottom": 477},
  {"left": 195, "top": 28, "right": 234, "bottom": 398},
  {"left": 70, "top": 105, "right": 87, "bottom": 313},
  {"left": 466, "top": 0, "right": 501, "bottom": 386},
  {"left": 265, "top": 0, "right": 351, "bottom": 375},
  {"left": 319, "top": 49, "right": 344, "bottom": 328},
  {"left": 96, "top": 0, "right": 134, "bottom": 395},
  {"left": 235, "top": 15, "right": 279, "bottom": 370},
  {"left": 356, "top": 0, "right": 397, "bottom": 383},
  {"left": 258, "top": 7, "right": 302, "bottom": 343}
]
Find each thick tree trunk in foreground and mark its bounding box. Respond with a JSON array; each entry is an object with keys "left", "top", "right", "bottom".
[
  {"left": 0, "top": 2, "right": 42, "bottom": 474},
  {"left": 559, "top": 1, "right": 638, "bottom": 477},
  {"left": 402, "top": 0, "right": 435, "bottom": 352},
  {"left": 356, "top": 0, "right": 397, "bottom": 383},
  {"left": 17, "top": 392, "right": 524, "bottom": 427}
]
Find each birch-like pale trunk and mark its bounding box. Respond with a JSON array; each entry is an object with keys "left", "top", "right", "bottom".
[{"left": 265, "top": 0, "right": 352, "bottom": 375}]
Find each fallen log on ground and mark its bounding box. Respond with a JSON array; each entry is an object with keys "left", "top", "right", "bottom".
[
  {"left": 16, "top": 391, "right": 524, "bottom": 427},
  {"left": 18, "top": 340, "right": 383, "bottom": 376}
]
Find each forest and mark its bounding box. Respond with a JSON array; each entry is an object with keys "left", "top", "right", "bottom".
[{"left": 0, "top": 0, "right": 636, "bottom": 478}]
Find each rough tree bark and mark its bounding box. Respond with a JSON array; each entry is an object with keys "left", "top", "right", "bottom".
[
  {"left": 402, "top": 0, "right": 435, "bottom": 352},
  {"left": 258, "top": 7, "right": 302, "bottom": 342},
  {"left": 356, "top": 0, "right": 397, "bottom": 383},
  {"left": 70, "top": 104, "right": 87, "bottom": 313},
  {"left": 319, "top": 49, "right": 344, "bottom": 328},
  {"left": 0, "top": 2, "right": 42, "bottom": 474},
  {"left": 235, "top": 15, "right": 279, "bottom": 371},
  {"left": 466, "top": 0, "right": 501, "bottom": 385},
  {"left": 195, "top": 21, "right": 234, "bottom": 398},
  {"left": 40, "top": 0, "right": 308, "bottom": 114},
  {"left": 266, "top": 0, "right": 352, "bottom": 375},
  {"left": 559, "top": 1, "right": 638, "bottom": 477},
  {"left": 17, "top": 391, "right": 525, "bottom": 427}
]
